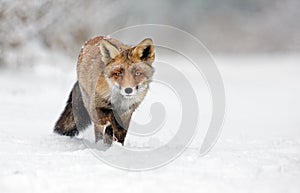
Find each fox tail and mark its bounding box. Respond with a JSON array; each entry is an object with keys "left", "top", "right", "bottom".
[{"left": 54, "top": 82, "right": 91, "bottom": 137}]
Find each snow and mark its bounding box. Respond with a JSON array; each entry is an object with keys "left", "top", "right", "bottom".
[{"left": 0, "top": 54, "right": 299, "bottom": 193}]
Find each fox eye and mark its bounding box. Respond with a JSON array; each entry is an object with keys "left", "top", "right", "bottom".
[
  {"left": 135, "top": 71, "right": 141, "bottom": 76},
  {"left": 113, "top": 72, "right": 122, "bottom": 78}
]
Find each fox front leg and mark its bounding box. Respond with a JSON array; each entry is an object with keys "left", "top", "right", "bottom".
[
  {"left": 94, "top": 124, "right": 103, "bottom": 143},
  {"left": 112, "top": 127, "right": 127, "bottom": 145},
  {"left": 95, "top": 108, "right": 114, "bottom": 146},
  {"left": 103, "top": 124, "right": 114, "bottom": 146},
  {"left": 109, "top": 112, "right": 128, "bottom": 145}
]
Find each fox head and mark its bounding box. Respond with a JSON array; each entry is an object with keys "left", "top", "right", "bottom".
[{"left": 99, "top": 38, "right": 155, "bottom": 106}]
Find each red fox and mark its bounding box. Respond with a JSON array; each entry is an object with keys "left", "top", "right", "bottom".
[{"left": 54, "top": 36, "right": 155, "bottom": 146}]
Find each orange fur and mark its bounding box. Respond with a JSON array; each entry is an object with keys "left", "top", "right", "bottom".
[{"left": 54, "top": 36, "right": 155, "bottom": 146}]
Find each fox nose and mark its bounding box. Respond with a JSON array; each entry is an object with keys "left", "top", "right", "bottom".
[{"left": 124, "top": 87, "right": 133, "bottom": 94}]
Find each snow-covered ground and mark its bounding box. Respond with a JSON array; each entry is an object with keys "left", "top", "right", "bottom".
[{"left": 0, "top": 54, "right": 299, "bottom": 193}]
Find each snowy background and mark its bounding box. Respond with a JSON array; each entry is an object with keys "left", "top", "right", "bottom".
[{"left": 0, "top": 1, "right": 299, "bottom": 193}]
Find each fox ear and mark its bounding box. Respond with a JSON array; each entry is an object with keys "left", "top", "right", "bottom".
[
  {"left": 132, "top": 38, "right": 155, "bottom": 64},
  {"left": 99, "top": 39, "right": 120, "bottom": 65}
]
